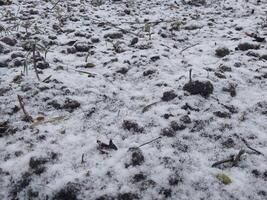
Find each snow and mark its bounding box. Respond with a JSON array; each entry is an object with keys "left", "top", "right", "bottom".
[{"left": 0, "top": 0, "right": 267, "bottom": 199}]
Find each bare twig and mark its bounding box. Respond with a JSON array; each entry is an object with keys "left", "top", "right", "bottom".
[
  {"left": 17, "top": 95, "right": 33, "bottom": 122},
  {"left": 142, "top": 101, "right": 161, "bottom": 113},
  {"left": 241, "top": 138, "right": 264, "bottom": 155},
  {"left": 211, "top": 155, "right": 234, "bottom": 168},
  {"left": 180, "top": 43, "right": 200, "bottom": 54},
  {"left": 81, "top": 154, "right": 85, "bottom": 164},
  {"left": 139, "top": 136, "right": 162, "bottom": 148},
  {"left": 232, "top": 149, "right": 245, "bottom": 167},
  {"left": 189, "top": 69, "right": 192, "bottom": 82},
  {"left": 43, "top": 75, "right": 52, "bottom": 83},
  {"left": 32, "top": 43, "right": 40, "bottom": 81},
  {"left": 51, "top": 0, "right": 62, "bottom": 10}
]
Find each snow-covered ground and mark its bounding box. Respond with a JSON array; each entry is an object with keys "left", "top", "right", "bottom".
[{"left": 0, "top": 0, "right": 267, "bottom": 199}]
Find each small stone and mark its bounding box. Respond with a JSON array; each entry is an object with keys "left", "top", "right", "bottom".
[
  {"left": 130, "top": 37, "right": 138, "bottom": 45},
  {"left": 91, "top": 38, "right": 100, "bottom": 43},
  {"left": 213, "top": 111, "right": 231, "bottom": 118},
  {"left": 117, "top": 193, "right": 139, "bottom": 200},
  {"left": 37, "top": 61, "right": 49, "bottom": 69},
  {"left": 127, "top": 147, "right": 144, "bottom": 166},
  {"left": 161, "top": 90, "right": 177, "bottom": 101},
  {"left": 183, "top": 80, "right": 213, "bottom": 97},
  {"left": 63, "top": 99, "right": 80, "bottom": 112},
  {"left": 104, "top": 32, "right": 123, "bottom": 39},
  {"left": 52, "top": 182, "right": 79, "bottom": 200},
  {"left": 219, "top": 65, "right": 231, "bottom": 72},
  {"left": 260, "top": 54, "right": 267, "bottom": 60},
  {"left": 170, "top": 121, "right": 186, "bottom": 131},
  {"left": 124, "top": 9, "right": 131, "bottom": 15},
  {"left": 74, "top": 43, "right": 89, "bottom": 52},
  {"left": 67, "top": 47, "right": 77, "bottom": 54},
  {"left": 143, "top": 69, "right": 156, "bottom": 76},
  {"left": 215, "top": 47, "right": 230, "bottom": 57},
  {"left": 222, "top": 138, "right": 235, "bottom": 148},
  {"left": 150, "top": 55, "right": 160, "bottom": 62},
  {"left": 1, "top": 37, "right": 17, "bottom": 46},
  {"left": 161, "top": 128, "right": 175, "bottom": 137},
  {"left": 116, "top": 67, "right": 128, "bottom": 74},
  {"left": 180, "top": 115, "right": 191, "bottom": 124},
  {"left": 238, "top": 43, "right": 260, "bottom": 51},
  {"left": 132, "top": 173, "right": 147, "bottom": 183},
  {"left": 122, "top": 120, "right": 144, "bottom": 133}
]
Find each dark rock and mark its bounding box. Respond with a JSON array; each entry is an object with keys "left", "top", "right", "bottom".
[
  {"left": 127, "top": 147, "right": 144, "bottom": 167},
  {"left": 74, "top": 43, "right": 90, "bottom": 52},
  {"left": 161, "top": 90, "right": 177, "bottom": 101},
  {"left": 238, "top": 43, "right": 260, "bottom": 51},
  {"left": 251, "top": 169, "right": 261, "bottom": 178},
  {"left": 117, "top": 193, "right": 139, "bottom": 200},
  {"left": 122, "top": 120, "right": 144, "bottom": 133},
  {"left": 180, "top": 115, "right": 191, "bottom": 124},
  {"left": 246, "top": 51, "right": 260, "bottom": 57},
  {"left": 10, "top": 172, "right": 32, "bottom": 198},
  {"left": 29, "top": 157, "right": 48, "bottom": 174},
  {"left": 67, "top": 47, "right": 77, "bottom": 54},
  {"left": 48, "top": 100, "right": 61, "bottom": 109},
  {"left": 124, "top": 9, "right": 131, "bottom": 15},
  {"left": 132, "top": 173, "right": 147, "bottom": 183},
  {"left": 0, "top": 61, "right": 8, "bottom": 68},
  {"left": 260, "top": 54, "right": 267, "bottom": 60},
  {"left": 168, "top": 173, "right": 183, "bottom": 186},
  {"left": 48, "top": 35, "right": 57, "bottom": 40},
  {"left": 150, "top": 55, "right": 160, "bottom": 62},
  {"left": 37, "top": 61, "right": 49, "bottom": 69},
  {"left": 1, "top": 37, "right": 17, "bottom": 46},
  {"left": 96, "top": 195, "right": 115, "bottom": 200},
  {"left": 222, "top": 138, "right": 235, "bottom": 148},
  {"left": 213, "top": 111, "right": 231, "bottom": 118},
  {"left": 170, "top": 121, "right": 186, "bottom": 131},
  {"left": 143, "top": 69, "right": 156, "bottom": 76},
  {"left": 181, "top": 103, "right": 200, "bottom": 112},
  {"left": 104, "top": 32, "right": 123, "bottom": 39},
  {"left": 214, "top": 72, "right": 226, "bottom": 79},
  {"left": 219, "top": 65, "right": 232, "bottom": 72},
  {"left": 11, "top": 52, "right": 24, "bottom": 59},
  {"left": 52, "top": 182, "right": 79, "bottom": 200},
  {"left": 159, "top": 188, "right": 172, "bottom": 198},
  {"left": 183, "top": 80, "right": 213, "bottom": 97},
  {"left": 140, "top": 179, "right": 156, "bottom": 191},
  {"left": 130, "top": 37, "right": 138, "bottom": 45},
  {"left": 215, "top": 47, "right": 230, "bottom": 57},
  {"left": 116, "top": 67, "right": 128, "bottom": 74},
  {"left": 91, "top": 38, "right": 100, "bottom": 43},
  {"left": 63, "top": 99, "right": 80, "bottom": 112},
  {"left": 161, "top": 127, "right": 175, "bottom": 137},
  {"left": 234, "top": 62, "right": 242, "bottom": 68},
  {"left": 186, "top": 0, "right": 206, "bottom": 6},
  {"left": 222, "top": 83, "right": 236, "bottom": 97}
]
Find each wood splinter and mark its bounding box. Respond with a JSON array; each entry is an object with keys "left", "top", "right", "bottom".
[{"left": 17, "top": 95, "right": 33, "bottom": 122}]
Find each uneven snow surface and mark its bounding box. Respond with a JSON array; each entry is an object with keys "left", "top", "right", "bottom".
[{"left": 0, "top": 0, "right": 267, "bottom": 199}]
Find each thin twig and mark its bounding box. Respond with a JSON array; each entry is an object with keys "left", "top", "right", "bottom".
[
  {"left": 139, "top": 136, "right": 162, "bottom": 148},
  {"left": 232, "top": 149, "right": 245, "bottom": 167},
  {"left": 43, "top": 75, "right": 52, "bottom": 83},
  {"left": 17, "top": 95, "right": 33, "bottom": 122},
  {"left": 142, "top": 101, "right": 161, "bottom": 113},
  {"left": 241, "top": 138, "right": 264, "bottom": 155},
  {"left": 211, "top": 155, "right": 234, "bottom": 168},
  {"left": 179, "top": 43, "right": 200, "bottom": 54},
  {"left": 51, "top": 0, "right": 62, "bottom": 10},
  {"left": 32, "top": 43, "right": 40, "bottom": 81}
]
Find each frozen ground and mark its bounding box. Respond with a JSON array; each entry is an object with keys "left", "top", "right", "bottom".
[{"left": 0, "top": 0, "right": 267, "bottom": 199}]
